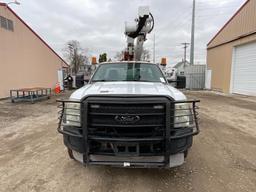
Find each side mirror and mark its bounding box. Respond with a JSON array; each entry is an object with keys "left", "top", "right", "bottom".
[
  {"left": 167, "top": 79, "right": 175, "bottom": 83},
  {"left": 84, "top": 79, "right": 89, "bottom": 84},
  {"left": 167, "top": 76, "right": 186, "bottom": 89}
]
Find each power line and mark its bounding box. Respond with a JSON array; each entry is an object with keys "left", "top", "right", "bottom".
[
  {"left": 166, "top": 4, "right": 193, "bottom": 24},
  {"left": 196, "top": 13, "right": 233, "bottom": 17},
  {"left": 167, "top": 11, "right": 192, "bottom": 32},
  {"left": 196, "top": 0, "right": 239, "bottom": 4},
  {"left": 197, "top": 5, "right": 239, "bottom": 10},
  {"left": 165, "top": 10, "right": 192, "bottom": 30}
]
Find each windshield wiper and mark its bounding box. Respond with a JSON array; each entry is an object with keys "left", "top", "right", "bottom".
[
  {"left": 92, "top": 80, "right": 124, "bottom": 82},
  {"left": 92, "top": 79, "right": 160, "bottom": 83},
  {"left": 91, "top": 80, "right": 106, "bottom": 82},
  {"left": 133, "top": 79, "right": 158, "bottom": 82}
]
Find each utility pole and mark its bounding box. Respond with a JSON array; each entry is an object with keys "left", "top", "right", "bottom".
[
  {"left": 182, "top": 43, "right": 189, "bottom": 64},
  {"left": 190, "top": 0, "right": 196, "bottom": 65},
  {"left": 153, "top": 33, "right": 156, "bottom": 63}
]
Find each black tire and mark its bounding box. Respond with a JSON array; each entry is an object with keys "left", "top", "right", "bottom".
[
  {"left": 184, "top": 150, "right": 188, "bottom": 158},
  {"left": 67, "top": 148, "right": 74, "bottom": 159}
]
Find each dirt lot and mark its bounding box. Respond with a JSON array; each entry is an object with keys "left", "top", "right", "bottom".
[{"left": 0, "top": 91, "right": 256, "bottom": 192}]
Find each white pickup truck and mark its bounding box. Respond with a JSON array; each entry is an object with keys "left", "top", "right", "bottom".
[{"left": 58, "top": 61, "right": 199, "bottom": 168}]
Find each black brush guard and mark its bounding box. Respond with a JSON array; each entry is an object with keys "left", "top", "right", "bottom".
[{"left": 57, "top": 95, "right": 199, "bottom": 168}]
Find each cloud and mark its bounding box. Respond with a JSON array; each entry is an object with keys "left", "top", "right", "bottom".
[{"left": 6, "top": 0, "right": 246, "bottom": 66}]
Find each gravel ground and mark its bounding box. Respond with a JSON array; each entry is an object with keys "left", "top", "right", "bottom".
[{"left": 0, "top": 90, "right": 255, "bottom": 192}]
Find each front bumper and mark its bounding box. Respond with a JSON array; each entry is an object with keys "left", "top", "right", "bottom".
[
  {"left": 61, "top": 126, "right": 193, "bottom": 168},
  {"left": 57, "top": 96, "right": 199, "bottom": 168},
  {"left": 72, "top": 152, "right": 185, "bottom": 168}
]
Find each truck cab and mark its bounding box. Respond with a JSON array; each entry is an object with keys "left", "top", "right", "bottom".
[{"left": 58, "top": 61, "right": 199, "bottom": 168}]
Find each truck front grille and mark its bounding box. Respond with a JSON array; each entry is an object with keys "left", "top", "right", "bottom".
[
  {"left": 84, "top": 97, "right": 170, "bottom": 156},
  {"left": 88, "top": 103, "right": 166, "bottom": 138}
]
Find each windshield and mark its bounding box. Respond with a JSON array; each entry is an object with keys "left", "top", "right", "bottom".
[{"left": 91, "top": 63, "right": 166, "bottom": 83}]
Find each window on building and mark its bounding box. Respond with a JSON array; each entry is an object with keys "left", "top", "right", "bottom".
[
  {"left": 7, "top": 19, "right": 14, "bottom": 31},
  {"left": 0, "top": 16, "right": 14, "bottom": 31},
  {"left": 0, "top": 16, "right": 7, "bottom": 29}
]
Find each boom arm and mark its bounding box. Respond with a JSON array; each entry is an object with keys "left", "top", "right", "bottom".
[{"left": 124, "top": 6, "right": 154, "bottom": 61}]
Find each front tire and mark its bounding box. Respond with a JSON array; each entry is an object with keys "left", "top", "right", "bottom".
[
  {"left": 67, "top": 148, "right": 74, "bottom": 159},
  {"left": 184, "top": 150, "right": 188, "bottom": 158}
]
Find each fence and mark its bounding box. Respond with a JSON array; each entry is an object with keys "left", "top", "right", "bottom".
[{"left": 185, "top": 65, "right": 206, "bottom": 90}]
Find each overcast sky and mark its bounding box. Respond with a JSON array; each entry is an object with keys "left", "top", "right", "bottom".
[{"left": 4, "top": 0, "right": 246, "bottom": 66}]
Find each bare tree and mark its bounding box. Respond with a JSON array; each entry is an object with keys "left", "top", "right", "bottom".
[
  {"left": 114, "top": 51, "right": 123, "bottom": 61},
  {"left": 141, "top": 49, "right": 151, "bottom": 62},
  {"left": 63, "top": 40, "right": 88, "bottom": 75}
]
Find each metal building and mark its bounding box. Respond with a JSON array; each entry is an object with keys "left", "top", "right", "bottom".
[
  {"left": 207, "top": 0, "right": 256, "bottom": 96},
  {"left": 173, "top": 61, "right": 206, "bottom": 89},
  {"left": 0, "top": 3, "right": 68, "bottom": 98},
  {"left": 185, "top": 65, "right": 206, "bottom": 90}
]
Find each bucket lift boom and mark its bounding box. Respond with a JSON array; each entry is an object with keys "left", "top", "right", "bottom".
[{"left": 124, "top": 6, "right": 154, "bottom": 61}]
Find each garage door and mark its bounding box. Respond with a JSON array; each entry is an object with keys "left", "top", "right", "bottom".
[{"left": 232, "top": 41, "right": 256, "bottom": 96}]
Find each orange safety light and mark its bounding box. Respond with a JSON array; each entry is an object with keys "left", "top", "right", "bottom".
[
  {"left": 91, "top": 57, "right": 97, "bottom": 64},
  {"left": 161, "top": 58, "right": 167, "bottom": 66}
]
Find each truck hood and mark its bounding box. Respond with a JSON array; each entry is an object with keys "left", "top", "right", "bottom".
[{"left": 70, "top": 82, "right": 186, "bottom": 101}]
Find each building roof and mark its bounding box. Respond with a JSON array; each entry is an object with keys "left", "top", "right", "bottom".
[
  {"left": 207, "top": 0, "right": 250, "bottom": 47},
  {"left": 0, "top": 3, "right": 69, "bottom": 68},
  {"left": 173, "top": 60, "right": 190, "bottom": 69}
]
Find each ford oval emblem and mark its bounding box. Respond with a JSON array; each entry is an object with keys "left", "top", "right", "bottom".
[{"left": 114, "top": 115, "right": 140, "bottom": 124}]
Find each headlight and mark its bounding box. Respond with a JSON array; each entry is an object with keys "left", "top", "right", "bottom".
[
  {"left": 64, "top": 102, "right": 81, "bottom": 127},
  {"left": 174, "top": 103, "right": 191, "bottom": 128}
]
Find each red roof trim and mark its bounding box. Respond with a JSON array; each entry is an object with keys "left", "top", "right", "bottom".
[
  {"left": 0, "top": 3, "right": 69, "bottom": 67},
  {"left": 207, "top": 0, "right": 250, "bottom": 47}
]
